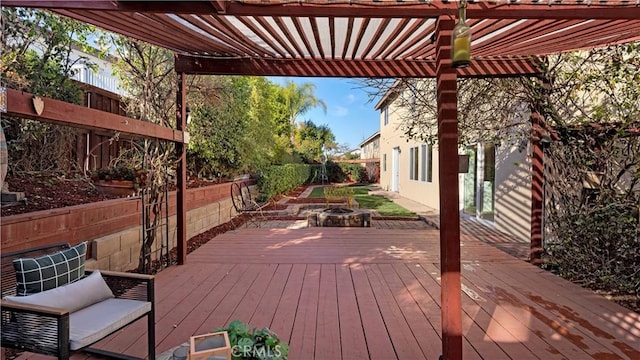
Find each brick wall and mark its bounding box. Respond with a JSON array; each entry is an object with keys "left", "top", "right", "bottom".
[{"left": 1, "top": 181, "right": 253, "bottom": 272}]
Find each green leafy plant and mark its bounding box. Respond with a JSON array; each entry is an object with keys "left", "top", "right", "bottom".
[{"left": 215, "top": 320, "right": 289, "bottom": 360}]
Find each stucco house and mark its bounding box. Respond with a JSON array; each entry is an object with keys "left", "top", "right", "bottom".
[{"left": 376, "top": 86, "right": 533, "bottom": 243}]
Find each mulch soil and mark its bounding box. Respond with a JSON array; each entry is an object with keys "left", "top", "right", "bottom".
[
  {"left": 284, "top": 197, "right": 343, "bottom": 204},
  {"left": 0, "top": 173, "right": 221, "bottom": 217},
  {"left": 1, "top": 174, "right": 116, "bottom": 217}
]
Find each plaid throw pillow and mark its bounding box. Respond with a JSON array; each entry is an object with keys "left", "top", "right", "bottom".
[{"left": 13, "top": 242, "right": 87, "bottom": 296}]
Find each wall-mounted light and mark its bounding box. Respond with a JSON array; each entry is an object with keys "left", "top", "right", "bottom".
[{"left": 451, "top": 0, "right": 472, "bottom": 68}]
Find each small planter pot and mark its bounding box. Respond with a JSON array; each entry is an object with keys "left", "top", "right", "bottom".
[
  {"left": 94, "top": 180, "right": 137, "bottom": 197},
  {"left": 458, "top": 154, "right": 470, "bottom": 173}
]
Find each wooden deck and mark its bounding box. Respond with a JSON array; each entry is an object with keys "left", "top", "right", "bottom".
[{"left": 15, "top": 228, "right": 640, "bottom": 359}]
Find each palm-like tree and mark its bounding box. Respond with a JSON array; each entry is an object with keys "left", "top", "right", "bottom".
[{"left": 283, "top": 80, "right": 327, "bottom": 142}]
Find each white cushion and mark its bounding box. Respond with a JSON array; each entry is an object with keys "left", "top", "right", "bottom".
[
  {"left": 69, "top": 298, "right": 151, "bottom": 350},
  {"left": 4, "top": 270, "right": 114, "bottom": 313}
]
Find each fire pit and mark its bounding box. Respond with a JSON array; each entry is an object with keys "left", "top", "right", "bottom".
[{"left": 308, "top": 207, "right": 371, "bottom": 227}]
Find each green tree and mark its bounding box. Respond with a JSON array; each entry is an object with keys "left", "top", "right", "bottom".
[
  {"left": 282, "top": 81, "right": 327, "bottom": 142},
  {"left": 1, "top": 8, "right": 95, "bottom": 173},
  {"left": 244, "top": 77, "right": 284, "bottom": 171},
  {"left": 187, "top": 76, "right": 252, "bottom": 178},
  {"left": 293, "top": 120, "right": 336, "bottom": 163}
]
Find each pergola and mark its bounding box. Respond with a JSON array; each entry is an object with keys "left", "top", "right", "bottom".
[{"left": 3, "top": 1, "right": 640, "bottom": 359}]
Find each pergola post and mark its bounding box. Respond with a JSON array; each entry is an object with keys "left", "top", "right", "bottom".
[
  {"left": 530, "top": 111, "right": 544, "bottom": 265},
  {"left": 176, "top": 72, "right": 188, "bottom": 265},
  {"left": 435, "top": 17, "right": 463, "bottom": 360}
]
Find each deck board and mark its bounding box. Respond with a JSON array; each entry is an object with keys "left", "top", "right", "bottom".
[
  {"left": 10, "top": 227, "right": 639, "bottom": 360},
  {"left": 249, "top": 264, "right": 292, "bottom": 328},
  {"left": 315, "top": 264, "right": 341, "bottom": 360},
  {"left": 350, "top": 264, "right": 398, "bottom": 360},
  {"left": 335, "top": 264, "right": 369, "bottom": 360},
  {"left": 289, "top": 264, "right": 320, "bottom": 359}
]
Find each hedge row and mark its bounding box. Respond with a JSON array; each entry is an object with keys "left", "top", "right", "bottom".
[{"left": 257, "top": 164, "right": 311, "bottom": 201}]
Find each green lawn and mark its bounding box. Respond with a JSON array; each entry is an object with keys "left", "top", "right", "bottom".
[
  {"left": 309, "top": 185, "right": 415, "bottom": 217},
  {"left": 308, "top": 186, "right": 326, "bottom": 198}
]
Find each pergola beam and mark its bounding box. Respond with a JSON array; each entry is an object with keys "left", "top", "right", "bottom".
[
  {"left": 175, "top": 55, "right": 540, "bottom": 78},
  {"left": 5, "top": 88, "right": 184, "bottom": 142},
  {"left": 5, "top": 1, "right": 640, "bottom": 20}
]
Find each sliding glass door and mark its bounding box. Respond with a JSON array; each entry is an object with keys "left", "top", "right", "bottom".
[{"left": 463, "top": 143, "right": 496, "bottom": 222}]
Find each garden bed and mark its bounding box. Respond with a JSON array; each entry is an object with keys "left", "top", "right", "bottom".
[{"left": 1, "top": 173, "right": 225, "bottom": 217}]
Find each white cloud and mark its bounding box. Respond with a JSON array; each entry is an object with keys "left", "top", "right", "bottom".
[
  {"left": 332, "top": 106, "right": 349, "bottom": 117},
  {"left": 346, "top": 94, "right": 356, "bottom": 104}
]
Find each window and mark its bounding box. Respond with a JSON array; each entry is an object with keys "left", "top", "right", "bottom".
[
  {"left": 421, "top": 144, "right": 433, "bottom": 182},
  {"left": 409, "top": 146, "right": 419, "bottom": 180},
  {"left": 382, "top": 153, "right": 387, "bottom": 172},
  {"left": 427, "top": 144, "right": 433, "bottom": 182},
  {"left": 383, "top": 106, "right": 389, "bottom": 125}
]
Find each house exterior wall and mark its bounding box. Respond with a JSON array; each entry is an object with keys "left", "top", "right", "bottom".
[
  {"left": 360, "top": 135, "right": 380, "bottom": 160},
  {"left": 493, "top": 143, "right": 532, "bottom": 243},
  {"left": 377, "top": 88, "right": 532, "bottom": 243},
  {"left": 70, "top": 48, "right": 124, "bottom": 96},
  {"left": 359, "top": 132, "right": 381, "bottom": 182},
  {"left": 378, "top": 99, "right": 440, "bottom": 210}
]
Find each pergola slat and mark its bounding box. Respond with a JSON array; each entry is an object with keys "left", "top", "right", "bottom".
[
  {"left": 199, "top": 15, "right": 270, "bottom": 57},
  {"left": 35, "top": 3, "right": 638, "bottom": 70},
  {"left": 387, "top": 19, "right": 435, "bottom": 60},
  {"left": 253, "top": 16, "right": 299, "bottom": 58},
  {"left": 329, "top": 16, "right": 336, "bottom": 59},
  {"left": 351, "top": 18, "right": 371, "bottom": 60},
  {"left": 471, "top": 19, "right": 569, "bottom": 55},
  {"left": 310, "top": 17, "right": 325, "bottom": 59},
  {"left": 371, "top": 18, "right": 412, "bottom": 60},
  {"left": 174, "top": 14, "right": 262, "bottom": 57},
  {"left": 147, "top": 13, "right": 244, "bottom": 56},
  {"left": 341, "top": 17, "right": 355, "bottom": 60},
  {"left": 508, "top": 20, "right": 637, "bottom": 55},
  {"left": 56, "top": 10, "right": 196, "bottom": 54},
  {"left": 235, "top": 16, "right": 288, "bottom": 58},
  {"left": 271, "top": 17, "right": 306, "bottom": 58},
  {"left": 360, "top": 18, "right": 391, "bottom": 59},
  {"left": 288, "top": 17, "right": 314, "bottom": 58}
]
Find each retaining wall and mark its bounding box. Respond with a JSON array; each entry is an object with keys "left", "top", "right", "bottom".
[{"left": 0, "top": 181, "right": 253, "bottom": 272}]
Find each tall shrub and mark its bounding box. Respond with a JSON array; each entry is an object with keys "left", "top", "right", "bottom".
[
  {"left": 544, "top": 127, "right": 639, "bottom": 295},
  {"left": 257, "top": 164, "right": 311, "bottom": 200},
  {"left": 339, "top": 163, "right": 368, "bottom": 183}
]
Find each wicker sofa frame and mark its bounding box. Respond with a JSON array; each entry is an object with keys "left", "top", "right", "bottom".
[{"left": 1, "top": 243, "right": 155, "bottom": 360}]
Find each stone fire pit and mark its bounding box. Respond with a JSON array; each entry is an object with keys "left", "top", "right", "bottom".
[{"left": 307, "top": 207, "right": 371, "bottom": 227}]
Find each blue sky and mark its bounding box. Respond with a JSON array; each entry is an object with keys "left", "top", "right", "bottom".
[{"left": 269, "top": 77, "right": 381, "bottom": 151}]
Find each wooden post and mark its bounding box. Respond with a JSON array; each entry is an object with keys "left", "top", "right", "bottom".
[
  {"left": 435, "top": 17, "right": 463, "bottom": 360},
  {"left": 176, "top": 72, "right": 188, "bottom": 265},
  {"left": 530, "top": 112, "right": 544, "bottom": 265}
]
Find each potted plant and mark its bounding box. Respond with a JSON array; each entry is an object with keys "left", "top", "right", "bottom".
[
  {"left": 215, "top": 320, "right": 289, "bottom": 360},
  {"left": 91, "top": 165, "right": 148, "bottom": 196}
]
